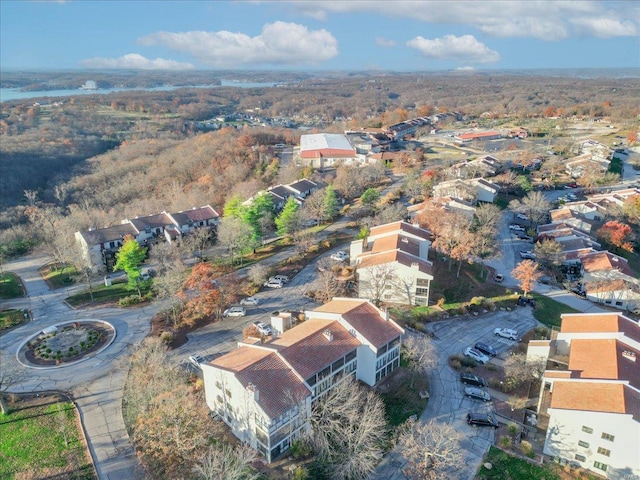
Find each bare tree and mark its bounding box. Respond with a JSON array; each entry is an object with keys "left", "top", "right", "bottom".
[
  {"left": 153, "top": 267, "right": 187, "bottom": 329},
  {"left": 192, "top": 444, "right": 259, "bottom": 480},
  {"left": 357, "top": 263, "right": 397, "bottom": 306},
  {"left": 310, "top": 376, "right": 387, "bottom": 480},
  {"left": 403, "top": 334, "right": 437, "bottom": 388},
  {"left": 399, "top": 420, "right": 463, "bottom": 480},
  {"left": 503, "top": 353, "right": 546, "bottom": 390},
  {"left": 313, "top": 270, "right": 343, "bottom": 303},
  {"left": 247, "top": 263, "right": 270, "bottom": 287},
  {"left": 510, "top": 191, "right": 551, "bottom": 227}
]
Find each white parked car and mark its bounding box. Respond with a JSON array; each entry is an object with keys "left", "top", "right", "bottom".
[
  {"left": 509, "top": 224, "right": 526, "bottom": 232},
  {"left": 240, "top": 296, "right": 259, "bottom": 306},
  {"left": 253, "top": 321, "right": 272, "bottom": 336},
  {"left": 188, "top": 354, "right": 205, "bottom": 369},
  {"left": 223, "top": 306, "right": 246, "bottom": 317},
  {"left": 330, "top": 251, "right": 349, "bottom": 262},
  {"left": 494, "top": 328, "right": 519, "bottom": 341},
  {"left": 516, "top": 213, "right": 529, "bottom": 221},
  {"left": 264, "top": 279, "right": 284, "bottom": 289},
  {"left": 519, "top": 251, "right": 536, "bottom": 260},
  {"left": 463, "top": 347, "right": 489, "bottom": 364},
  {"left": 269, "top": 275, "right": 289, "bottom": 284}
]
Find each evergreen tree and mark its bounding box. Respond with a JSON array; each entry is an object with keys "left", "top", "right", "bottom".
[
  {"left": 322, "top": 185, "right": 339, "bottom": 221},
  {"left": 275, "top": 196, "right": 299, "bottom": 236},
  {"left": 114, "top": 235, "right": 147, "bottom": 298}
]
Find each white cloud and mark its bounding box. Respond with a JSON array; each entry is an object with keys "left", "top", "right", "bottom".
[
  {"left": 80, "top": 53, "right": 194, "bottom": 70},
  {"left": 289, "top": 0, "right": 638, "bottom": 40},
  {"left": 456, "top": 66, "right": 476, "bottom": 71},
  {"left": 375, "top": 37, "right": 396, "bottom": 47},
  {"left": 138, "top": 21, "right": 338, "bottom": 67},
  {"left": 407, "top": 34, "right": 500, "bottom": 64},
  {"left": 570, "top": 16, "right": 638, "bottom": 38}
]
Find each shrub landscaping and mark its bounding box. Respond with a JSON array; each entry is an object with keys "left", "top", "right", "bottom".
[
  {"left": 0, "top": 308, "right": 27, "bottom": 332},
  {"left": 477, "top": 446, "right": 560, "bottom": 480}
]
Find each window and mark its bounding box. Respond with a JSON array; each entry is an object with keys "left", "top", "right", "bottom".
[
  {"left": 332, "top": 357, "right": 344, "bottom": 371},
  {"left": 416, "top": 287, "right": 430, "bottom": 296},
  {"left": 225, "top": 389, "right": 232, "bottom": 398},
  {"left": 578, "top": 440, "right": 589, "bottom": 448},
  {"left": 615, "top": 301, "right": 623, "bottom": 306},
  {"left": 593, "top": 461, "right": 608, "bottom": 472},
  {"left": 345, "top": 350, "right": 357, "bottom": 362},
  {"left": 582, "top": 426, "right": 593, "bottom": 434},
  {"left": 574, "top": 454, "right": 586, "bottom": 462},
  {"left": 306, "top": 375, "right": 317, "bottom": 386},
  {"left": 601, "top": 432, "right": 615, "bottom": 442},
  {"left": 215, "top": 381, "right": 222, "bottom": 389},
  {"left": 597, "top": 447, "right": 611, "bottom": 457}
]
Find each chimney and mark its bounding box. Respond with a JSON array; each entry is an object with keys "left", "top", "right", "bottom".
[
  {"left": 246, "top": 382, "right": 259, "bottom": 400},
  {"left": 323, "top": 330, "right": 334, "bottom": 342}
]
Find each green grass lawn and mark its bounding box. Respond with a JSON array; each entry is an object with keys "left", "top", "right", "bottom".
[
  {"left": 65, "top": 281, "right": 148, "bottom": 307},
  {"left": 530, "top": 294, "right": 579, "bottom": 328},
  {"left": 0, "top": 272, "right": 24, "bottom": 299},
  {"left": 477, "top": 446, "right": 560, "bottom": 480},
  {"left": 0, "top": 397, "right": 95, "bottom": 479},
  {"left": 41, "top": 264, "right": 77, "bottom": 289},
  {"left": 0, "top": 309, "right": 27, "bottom": 332}
]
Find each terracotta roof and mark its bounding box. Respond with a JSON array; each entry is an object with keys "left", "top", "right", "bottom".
[
  {"left": 314, "top": 298, "right": 403, "bottom": 349},
  {"left": 212, "top": 347, "right": 311, "bottom": 420},
  {"left": 369, "top": 221, "right": 431, "bottom": 241},
  {"left": 568, "top": 338, "right": 619, "bottom": 380},
  {"left": 560, "top": 313, "right": 626, "bottom": 334},
  {"left": 550, "top": 381, "right": 631, "bottom": 416},
  {"left": 358, "top": 249, "right": 433, "bottom": 276},
  {"left": 457, "top": 131, "right": 501, "bottom": 140},
  {"left": 370, "top": 233, "right": 421, "bottom": 257},
  {"left": 584, "top": 278, "right": 632, "bottom": 293},
  {"left": 544, "top": 371, "right": 572, "bottom": 378},
  {"left": 268, "top": 319, "right": 361, "bottom": 380},
  {"left": 580, "top": 251, "right": 634, "bottom": 276},
  {"left": 550, "top": 209, "right": 575, "bottom": 221}
]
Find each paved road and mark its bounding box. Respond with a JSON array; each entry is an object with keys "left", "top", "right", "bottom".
[{"left": 0, "top": 254, "right": 152, "bottom": 480}]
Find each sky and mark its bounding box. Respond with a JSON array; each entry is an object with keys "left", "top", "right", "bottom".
[{"left": 1, "top": 0, "right": 639, "bottom": 72}]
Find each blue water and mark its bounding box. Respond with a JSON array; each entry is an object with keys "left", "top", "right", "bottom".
[{"left": 0, "top": 80, "right": 278, "bottom": 102}]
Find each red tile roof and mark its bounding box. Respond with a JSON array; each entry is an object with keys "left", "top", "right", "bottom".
[
  {"left": 551, "top": 381, "right": 633, "bottom": 416},
  {"left": 268, "top": 319, "right": 361, "bottom": 380},
  {"left": 369, "top": 221, "right": 431, "bottom": 241},
  {"left": 314, "top": 298, "right": 404, "bottom": 349}
]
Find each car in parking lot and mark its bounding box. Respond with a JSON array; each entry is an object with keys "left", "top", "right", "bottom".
[
  {"left": 509, "top": 224, "right": 526, "bottom": 231},
  {"left": 460, "top": 372, "right": 488, "bottom": 387},
  {"left": 494, "top": 274, "right": 504, "bottom": 283},
  {"left": 223, "top": 306, "right": 246, "bottom": 317},
  {"left": 467, "top": 412, "right": 499, "bottom": 428},
  {"left": 494, "top": 327, "right": 519, "bottom": 341},
  {"left": 253, "top": 321, "right": 272, "bottom": 336},
  {"left": 516, "top": 213, "right": 529, "bottom": 221},
  {"left": 463, "top": 347, "right": 489, "bottom": 364},
  {"left": 474, "top": 342, "right": 498, "bottom": 357},
  {"left": 330, "top": 251, "right": 349, "bottom": 262},
  {"left": 464, "top": 387, "right": 492, "bottom": 402},
  {"left": 269, "top": 275, "right": 289, "bottom": 284},
  {"left": 240, "top": 296, "right": 259, "bottom": 306},
  {"left": 264, "top": 279, "right": 284, "bottom": 288},
  {"left": 188, "top": 354, "right": 206, "bottom": 369},
  {"left": 519, "top": 251, "right": 536, "bottom": 259}
]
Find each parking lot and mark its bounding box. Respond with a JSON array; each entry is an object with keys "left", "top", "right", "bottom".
[{"left": 372, "top": 308, "right": 539, "bottom": 480}]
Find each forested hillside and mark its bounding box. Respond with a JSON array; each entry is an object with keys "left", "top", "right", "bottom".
[{"left": 1, "top": 70, "right": 638, "bottom": 258}]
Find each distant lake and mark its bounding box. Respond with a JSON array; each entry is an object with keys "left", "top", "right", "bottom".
[{"left": 0, "top": 80, "right": 278, "bottom": 102}]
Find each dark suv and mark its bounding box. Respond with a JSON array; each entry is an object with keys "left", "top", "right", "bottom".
[
  {"left": 460, "top": 372, "right": 488, "bottom": 387},
  {"left": 474, "top": 342, "right": 498, "bottom": 357},
  {"left": 467, "top": 412, "right": 499, "bottom": 428}
]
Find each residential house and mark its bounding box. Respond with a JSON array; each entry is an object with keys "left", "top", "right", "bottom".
[
  {"left": 451, "top": 155, "right": 501, "bottom": 179},
  {"left": 580, "top": 251, "right": 640, "bottom": 311},
  {"left": 433, "top": 178, "right": 499, "bottom": 204},
  {"left": 566, "top": 154, "right": 610, "bottom": 179},
  {"left": 350, "top": 221, "right": 433, "bottom": 306},
  {"left": 201, "top": 298, "right": 403, "bottom": 462},
  {"left": 508, "top": 127, "right": 529, "bottom": 139},
  {"left": 529, "top": 313, "right": 640, "bottom": 480},
  {"left": 75, "top": 204, "right": 219, "bottom": 272}
]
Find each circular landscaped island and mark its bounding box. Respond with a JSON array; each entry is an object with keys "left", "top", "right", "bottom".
[{"left": 20, "top": 320, "right": 115, "bottom": 367}]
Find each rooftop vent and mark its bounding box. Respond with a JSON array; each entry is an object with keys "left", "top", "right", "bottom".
[
  {"left": 323, "top": 330, "right": 334, "bottom": 342},
  {"left": 622, "top": 351, "right": 636, "bottom": 362}
]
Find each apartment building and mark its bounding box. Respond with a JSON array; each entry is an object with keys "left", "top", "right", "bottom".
[{"left": 201, "top": 298, "right": 404, "bottom": 462}]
